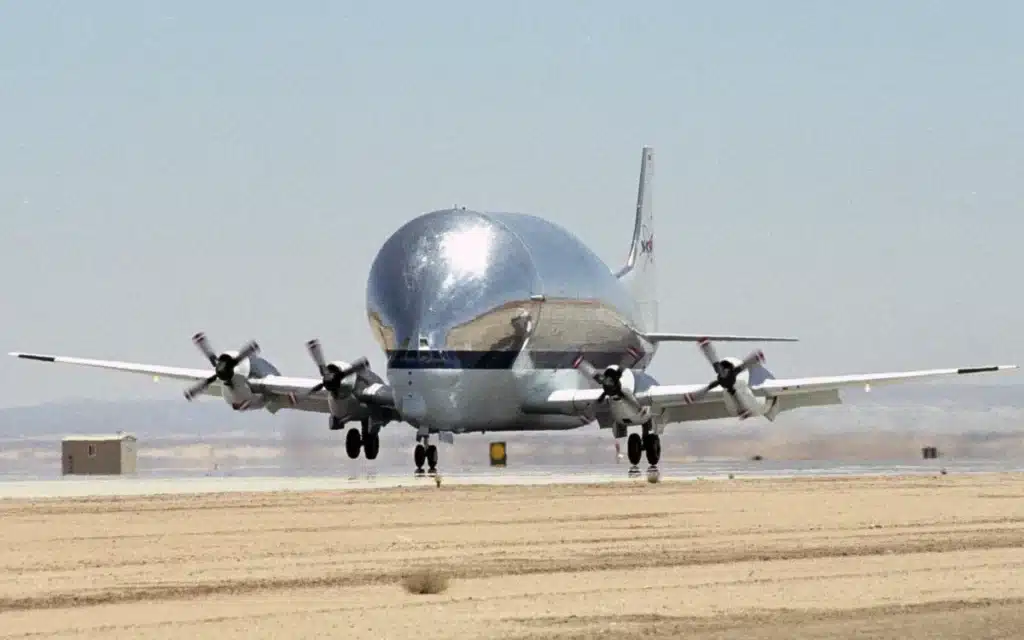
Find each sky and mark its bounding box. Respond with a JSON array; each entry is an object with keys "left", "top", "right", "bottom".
[{"left": 1, "top": 1, "right": 1022, "bottom": 409}]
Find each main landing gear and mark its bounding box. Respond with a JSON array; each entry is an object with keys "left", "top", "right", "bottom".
[
  {"left": 625, "top": 422, "right": 661, "bottom": 477},
  {"left": 342, "top": 420, "right": 380, "bottom": 461},
  {"left": 414, "top": 434, "right": 439, "bottom": 476}
]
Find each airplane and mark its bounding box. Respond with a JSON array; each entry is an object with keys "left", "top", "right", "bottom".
[{"left": 9, "top": 146, "right": 1017, "bottom": 475}]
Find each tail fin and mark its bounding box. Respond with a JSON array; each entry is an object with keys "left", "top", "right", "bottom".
[{"left": 615, "top": 146, "right": 657, "bottom": 331}]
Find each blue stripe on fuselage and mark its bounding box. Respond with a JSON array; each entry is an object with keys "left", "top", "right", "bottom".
[{"left": 386, "top": 350, "right": 642, "bottom": 370}]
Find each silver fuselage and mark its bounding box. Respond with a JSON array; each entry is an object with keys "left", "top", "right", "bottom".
[{"left": 365, "top": 208, "right": 659, "bottom": 433}]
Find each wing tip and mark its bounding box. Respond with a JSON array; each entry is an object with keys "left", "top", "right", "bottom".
[
  {"left": 957, "top": 365, "right": 1018, "bottom": 375},
  {"left": 9, "top": 352, "right": 56, "bottom": 363}
]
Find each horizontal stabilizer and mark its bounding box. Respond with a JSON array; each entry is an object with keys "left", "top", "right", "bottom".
[{"left": 643, "top": 332, "right": 799, "bottom": 344}]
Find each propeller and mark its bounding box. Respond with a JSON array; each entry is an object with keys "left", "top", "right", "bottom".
[
  {"left": 683, "top": 338, "right": 765, "bottom": 419},
  {"left": 572, "top": 354, "right": 645, "bottom": 416},
  {"left": 304, "top": 338, "right": 370, "bottom": 397},
  {"left": 183, "top": 332, "right": 261, "bottom": 401}
]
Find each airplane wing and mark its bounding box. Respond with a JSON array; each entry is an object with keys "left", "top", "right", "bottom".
[
  {"left": 525, "top": 364, "right": 1018, "bottom": 423},
  {"left": 7, "top": 351, "right": 385, "bottom": 418},
  {"left": 643, "top": 332, "right": 799, "bottom": 343}
]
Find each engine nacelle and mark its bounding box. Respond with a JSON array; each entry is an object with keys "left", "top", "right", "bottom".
[
  {"left": 717, "top": 356, "right": 778, "bottom": 419},
  {"left": 601, "top": 365, "right": 649, "bottom": 426},
  {"left": 327, "top": 360, "right": 361, "bottom": 389},
  {"left": 216, "top": 351, "right": 282, "bottom": 411},
  {"left": 219, "top": 377, "right": 262, "bottom": 409},
  {"left": 323, "top": 360, "right": 365, "bottom": 417}
]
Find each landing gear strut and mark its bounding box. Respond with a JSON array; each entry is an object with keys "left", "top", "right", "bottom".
[
  {"left": 414, "top": 436, "right": 438, "bottom": 475},
  {"left": 343, "top": 420, "right": 381, "bottom": 460},
  {"left": 644, "top": 432, "right": 661, "bottom": 466},
  {"left": 363, "top": 427, "right": 380, "bottom": 460},
  {"left": 626, "top": 422, "right": 661, "bottom": 475}
]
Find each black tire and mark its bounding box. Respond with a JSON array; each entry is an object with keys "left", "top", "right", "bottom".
[
  {"left": 644, "top": 433, "right": 661, "bottom": 466},
  {"left": 363, "top": 431, "right": 380, "bottom": 460},
  {"left": 627, "top": 433, "right": 643, "bottom": 466},
  {"left": 345, "top": 427, "right": 362, "bottom": 459},
  {"left": 414, "top": 444, "right": 426, "bottom": 470},
  {"left": 425, "top": 444, "right": 438, "bottom": 469}
]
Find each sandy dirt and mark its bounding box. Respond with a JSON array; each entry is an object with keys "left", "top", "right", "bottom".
[{"left": 3, "top": 473, "right": 1024, "bottom": 639}]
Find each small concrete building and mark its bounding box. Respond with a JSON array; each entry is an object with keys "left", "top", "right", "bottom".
[{"left": 61, "top": 433, "right": 137, "bottom": 475}]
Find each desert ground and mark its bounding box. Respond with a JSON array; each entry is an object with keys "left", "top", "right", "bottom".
[{"left": 3, "top": 473, "right": 1024, "bottom": 639}]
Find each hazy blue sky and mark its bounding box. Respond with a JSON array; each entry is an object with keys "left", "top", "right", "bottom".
[{"left": 2, "top": 1, "right": 1022, "bottom": 408}]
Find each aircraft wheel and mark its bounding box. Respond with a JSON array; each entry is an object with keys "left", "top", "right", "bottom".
[
  {"left": 644, "top": 433, "right": 661, "bottom": 466},
  {"left": 363, "top": 431, "right": 380, "bottom": 460},
  {"left": 345, "top": 427, "right": 362, "bottom": 459},
  {"left": 627, "top": 433, "right": 643, "bottom": 466},
  {"left": 426, "top": 444, "right": 439, "bottom": 473},
  {"left": 414, "top": 443, "right": 426, "bottom": 472}
]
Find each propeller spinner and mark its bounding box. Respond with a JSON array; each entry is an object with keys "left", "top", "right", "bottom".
[
  {"left": 304, "top": 339, "right": 370, "bottom": 397},
  {"left": 683, "top": 338, "right": 765, "bottom": 419},
  {"left": 572, "top": 354, "right": 646, "bottom": 417},
  {"left": 183, "top": 332, "right": 260, "bottom": 401}
]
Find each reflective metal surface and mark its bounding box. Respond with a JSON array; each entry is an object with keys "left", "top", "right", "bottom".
[
  {"left": 366, "top": 208, "right": 538, "bottom": 367},
  {"left": 366, "top": 208, "right": 651, "bottom": 372},
  {"left": 364, "top": 207, "right": 657, "bottom": 432}
]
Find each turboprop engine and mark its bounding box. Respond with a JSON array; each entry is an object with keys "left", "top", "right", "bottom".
[
  {"left": 572, "top": 356, "right": 650, "bottom": 426},
  {"left": 713, "top": 356, "right": 770, "bottom": 418},
  {"left": 302, "top": 339, "right": 371, "bottom": 417},
  {"left": 684, "top": 339, "right": 779, "bottom": 420},
  {"left": 183, "top": 332, "right": 265, "bottom": 410}
]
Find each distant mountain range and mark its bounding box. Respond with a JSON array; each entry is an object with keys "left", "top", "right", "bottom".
[
  {"left": 1, "top": 383, "right": 1021, "bottom": 476},
  {"left": 1, "top": 382, "right": 1021, "bottom": 441}
]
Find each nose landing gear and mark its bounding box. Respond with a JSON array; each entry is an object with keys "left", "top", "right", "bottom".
[{"left": 414, "top": 435, "right": 438, "bottom": 476}]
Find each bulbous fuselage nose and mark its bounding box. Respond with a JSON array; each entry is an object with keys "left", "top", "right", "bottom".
[
  {"left": 365, "top": 207, "right": 647, "bottom": 431},
  {"left": 365, "top": 208, "right": 540, "bottom": 361},
  {"left": 365, "top": 208, "right": 543, "bottom": 428}
]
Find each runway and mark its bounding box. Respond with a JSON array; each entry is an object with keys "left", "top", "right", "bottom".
[
  {"left": 2, "top": 458, "right": 1022, "bottom": 499},
  {"left": 3, "top": 472, "right": 1024, "bottom": 639}
]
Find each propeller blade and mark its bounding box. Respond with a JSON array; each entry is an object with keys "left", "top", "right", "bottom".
[
  {"left": 683, "top": 379, "right": 720, "bottom": 403},
  {"left": 184, "top": 374, "right": 217, "bottom": 401},
  {"left": 304, "top": 381, "right": 326, "bottom": 397},
  {"left": 697, "top": 338, "right": 724, "bottom": 375},
  {"left": 572, "top": 354, "right": 604, "bottom": 385},
  {"left": 305, "top": 345, "right": 371, "bottom": 397},
  {"left": 192, "top": 332, "right": 218, "bottom": 366},
  {"left": 235, "top": 340, "right": 260, "bottom": 363},
  {"left": 306, "top": 339, "right": 328, "bottom": 375},
  {"left": 336, "top": 356, "right": 370, "bottom": 379},
  {"left": 573, "top": 355, "right": 646, "bottom": 414},
  {"left": 733, "top": 349, "right": 766, "bottom": 375}
]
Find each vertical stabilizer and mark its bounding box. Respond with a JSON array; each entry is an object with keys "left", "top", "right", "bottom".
[{"left": 615, "top": 146, "right": 657, "bottom": 332}]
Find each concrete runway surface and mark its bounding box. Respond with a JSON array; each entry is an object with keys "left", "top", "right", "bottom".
[
  {"left": 4, "top": 458, "right": 1023, "bottom": 499},
  {"left": 3, "top": 471, "right": 1024, "bottom": 639}
]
